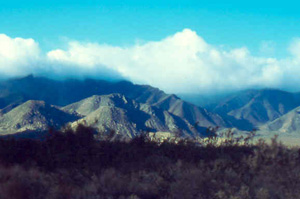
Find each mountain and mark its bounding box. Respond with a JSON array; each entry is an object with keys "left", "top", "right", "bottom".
[
  {"left": 1, "top": 75, "right": 300, "bottom": 137},
  {"left": 211, "top": 89, "right": 300, "bottom": 128},
  {"left": 0, "top": 75, "right": 176, "bottom": 108},
  {"left": 62, "top": 94, "right": 205, "bottom": 138},
  {"left": 0, "top": 95, "right": 206, "bottom": 138},
  {"left": 0, "top": 75, "right": 228, "bottom": 130},
  {"left": 0, "top": 100, "right": 78, "bottom": 135},
  {"left": 261, "top": 106, "right": 300, "bottom": 133},
  {"left": 150, "top": 94, "right": 227, "bottom": 128},
  {"left": 178, "top": 92, "right": 234, "bottom": 108},
  {"left": 0, "top": 75, "right": 133, "bottom": 107}
]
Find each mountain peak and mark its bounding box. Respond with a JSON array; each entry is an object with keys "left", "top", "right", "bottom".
[{"left": 0, "top": 100, "right": 78, "bottom": 134}]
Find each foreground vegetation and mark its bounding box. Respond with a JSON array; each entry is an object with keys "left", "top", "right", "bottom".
[{"left": 0, "top": 126, "right": 299, "bottom": 199}]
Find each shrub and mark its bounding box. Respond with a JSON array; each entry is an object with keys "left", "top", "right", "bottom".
[{"left": 0, "top": 127, "right": 299, "bottom": 198}]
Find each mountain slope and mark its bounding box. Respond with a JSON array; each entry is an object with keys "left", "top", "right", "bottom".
[
  {"left": 63, "top": 94, "right": 204, "bottom": 138},
  {"left": 0, "top": 75, "right": 173, "bottom": 108},
  {"left": 212, "top": 89, "right": 300, "bottom": 127},
  {"left": 152, "top": 94, "right": 227, "bottom": 128},
  {"left": 0, "top": 100, "right": 78, "bottom": 134},
  {"left": 0, "top": 75, "right": 228, "bottom": 130},
  {"left": 62, "top": 94, "right": 139, "bottom": 117},
  {"left": 261, "top": 106, "right": 300, "bottom": 133}
]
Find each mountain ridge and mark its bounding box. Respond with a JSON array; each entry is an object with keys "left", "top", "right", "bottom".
[
  {"left": 0, "top": 100, "right": 78, "bottom": 134},
  {"left": 0, "top": 75, "right": 228, "bottom": 136},
  {"left": 261, "top": 106, "right": 300, "bottom": 133},
  {"left": 210, "top": 89, "right": 300, "bottom": 128},
  {"left": 1, "top": 76, "right": 300, "bottom": 138},
  {"left": 63, "top": 94, "right": 205, "bottom": 138}
]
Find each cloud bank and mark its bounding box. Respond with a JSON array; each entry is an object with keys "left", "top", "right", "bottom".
[
  {"left": 1, "top": 29, "right": 300, "bottom": 93},
  {"left": 0, "top": 34, "right": 41, "bottom": 77}
]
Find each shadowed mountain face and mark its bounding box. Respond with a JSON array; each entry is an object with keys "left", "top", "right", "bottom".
[
  {"left": 0, "top": 75, "right": 180, "bottom": 109},
  {"left": 0, "top": 100, "right": 78, "bottom": 134},
  {"left": 211, "top": 89, "right": 300, "bottom": 129},
  {"left": 0, "top": 75, "right": 136, "bottom": 107}
]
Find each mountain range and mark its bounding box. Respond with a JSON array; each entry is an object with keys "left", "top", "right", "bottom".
[
  {"left": 0, "top": 75, "right": 300, "bottom": 139},
  {"left": 0, "top": 75, "right": 227, "bottom": 138}
]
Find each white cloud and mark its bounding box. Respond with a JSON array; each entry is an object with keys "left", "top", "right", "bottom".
[
  {"left": 0, "top": 34, "right": 41, "bottom": 77},
  {"left": 1, "top": 30, "right": 300, "bottom": 93},
  {"left": 47, "top": 29, "right": 294, "bottom": 93}
]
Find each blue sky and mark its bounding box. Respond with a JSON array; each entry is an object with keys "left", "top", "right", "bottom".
[
  {"left": 1, "top": 0, "right": 300, "bottom": 56},
  {"left": 1, "top": 0, "right": 300, "bottom": 93}
]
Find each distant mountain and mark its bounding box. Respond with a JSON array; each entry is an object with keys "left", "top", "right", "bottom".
[
  {"left": 0, "top": 100, "right": 78, "bottom": 134},
  {"left": 63, "top": 94, "right": 205, "bottom": 138},
  {"left": 0, "top": 75, "right": 179, "bottom": 108},
  {"left": 211, "top": 89, "right": 300, "bottom": 128},
  {"left": 178, "top": 92, "right": 233, "bottom": 108},
  {"left": 0, "top": 75, "right": 136, "bottom": 107},
  {"left": 261, "top": 106, "right": 300, "bottom": 133}
]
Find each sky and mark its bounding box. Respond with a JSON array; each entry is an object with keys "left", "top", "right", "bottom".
[{"left": 1, "top": 0, "right": 300, "bottom": 94}]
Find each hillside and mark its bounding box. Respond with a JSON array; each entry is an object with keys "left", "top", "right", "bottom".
[
  {"left": 0, "top": 76, "right": 228, "bottom": 133},
  {"left": 212, "top": 89, "right": 300, "bottom": 127},
  {"left": 63, "top": 94, "right": 204, "bottom": 138},
  {"left": 2, "top": 76, "right": 300, "bottom": 136},
  {"left": 0, "top": 100, "right": 78, "bottom": 134},
  {"left": 261, "top": 106, "right": 300, "bottom": 133}
]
